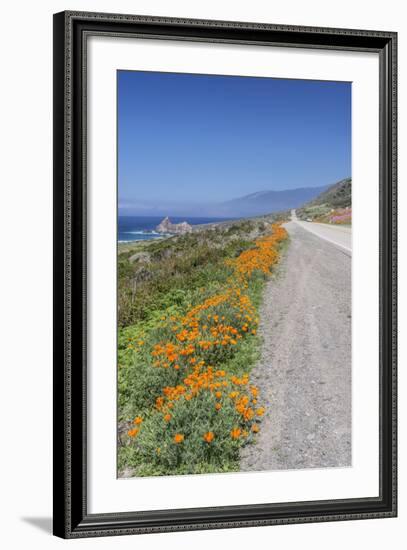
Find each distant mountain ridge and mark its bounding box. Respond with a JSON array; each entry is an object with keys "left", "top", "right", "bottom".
[
  {"left": 215, "top": 185, "right": 329, "bottom": 217},
  {"left": 119, "top": 181, "right": 350, "bottom": 218}
]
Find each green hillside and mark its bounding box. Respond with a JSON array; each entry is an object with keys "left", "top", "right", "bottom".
[{"left": 296, "top": 178, "right": 351, "bottom": 222}]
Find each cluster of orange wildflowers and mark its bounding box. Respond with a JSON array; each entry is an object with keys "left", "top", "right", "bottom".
[
  {"left": 127, "top": 224, "right": 288, "bottom": 453},
  {"left": 226, "top": 224, "right": 288, "bottom": 282},
  {"left": 127, "top": 415, "right": 143, "bottom": 437},
  {"left": 152, "top": 366, "right": 262, "bottom": 438},
  {"left": 148, "top": 287, "right": 259, "bottom": 371}
]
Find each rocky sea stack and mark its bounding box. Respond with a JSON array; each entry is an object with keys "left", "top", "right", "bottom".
[{"left": 156, "top": 216, "right": 193, "bottom": 235}]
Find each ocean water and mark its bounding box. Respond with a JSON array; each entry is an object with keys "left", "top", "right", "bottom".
[{"left": 118, "top": 216, "right": 233, "bottom": 243}]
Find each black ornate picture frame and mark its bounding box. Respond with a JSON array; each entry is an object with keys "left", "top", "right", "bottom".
[{"left": 53, "top": 10, "right": 397, "bottom": 539}]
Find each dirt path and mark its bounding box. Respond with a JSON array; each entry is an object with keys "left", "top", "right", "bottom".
[{"left": 240, "top": 221, "right": 352, "bottom": 471}]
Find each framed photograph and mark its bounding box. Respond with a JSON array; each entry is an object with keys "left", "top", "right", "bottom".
[{"left": 53, "top": 11, "right": 397, "bottom": 538}]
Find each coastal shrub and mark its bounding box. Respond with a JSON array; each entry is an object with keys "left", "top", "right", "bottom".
[
  {"left": 125, "top": 368, "right": 262, "bottom": 474},
  {"left": 118, "top": 238, "right": 253, "bottom": 327},
  {"left": 119, "top": 286, "right": 258, "bottom": 415},
  {"left": 120, "top": 223, "right": 288, "bottom": 475}
]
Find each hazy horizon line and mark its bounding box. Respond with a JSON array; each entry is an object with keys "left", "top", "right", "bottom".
[{"left": 118, "top": 178, "right": 351, "bottom": 209}]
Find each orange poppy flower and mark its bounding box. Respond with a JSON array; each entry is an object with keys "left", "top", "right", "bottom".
[
  {"left": 230, "top": 427, "right": 241, "bottom": 440},
  {"left": 203, "top": 431, "right": 215, "bottom": 443}
]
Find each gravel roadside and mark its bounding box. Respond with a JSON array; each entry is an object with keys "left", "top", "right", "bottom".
[{"left": 240, "top": 221, "right": 352, "bottom": 471}]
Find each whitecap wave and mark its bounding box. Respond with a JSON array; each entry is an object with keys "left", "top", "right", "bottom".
[
  {"left": 123, "top": 230, "right": 158, "bottom": 235},
  {"left": 118, "top": 233, "right": 171, "bottom": 243}
]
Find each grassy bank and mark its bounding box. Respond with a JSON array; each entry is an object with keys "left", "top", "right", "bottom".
[
  {"left": 118, "top": 218, "right": 288, "bottom": 477},
  {"left": 296, "top": 177, "right": 352, "bottom": 224}
]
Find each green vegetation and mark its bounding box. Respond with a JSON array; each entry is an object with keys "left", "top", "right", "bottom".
[
  {"left": 118, "top": 217, "right": 288, "bottom": 476},
  {"left": 296, "top": 178, "right": 351, "bottom": 223},
  {"left": 119, "top": 219, "right": 271, "bottom": 327}
]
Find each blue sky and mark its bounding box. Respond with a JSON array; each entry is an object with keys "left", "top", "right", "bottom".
[{"left": 118, "top": 70, "right": 351, "bottom": 213}]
